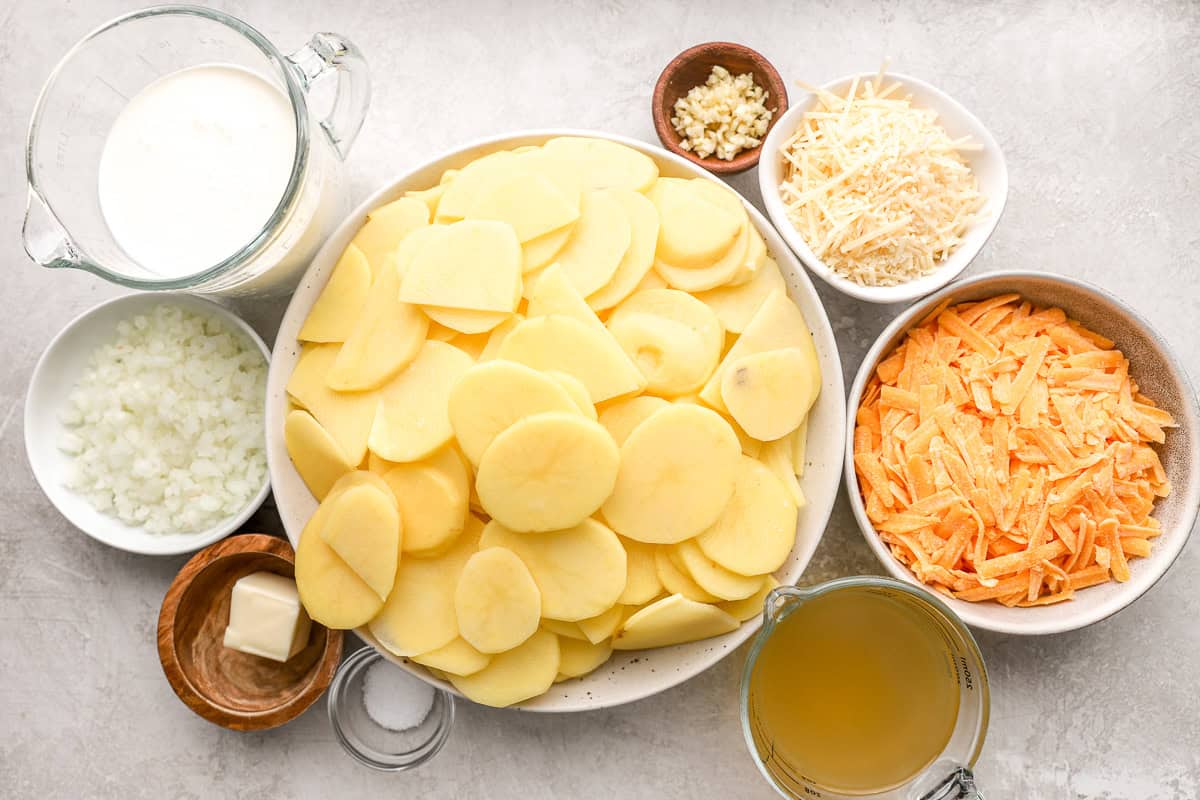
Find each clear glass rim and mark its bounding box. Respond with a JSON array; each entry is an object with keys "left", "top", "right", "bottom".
[
  {"left": 739, "top": 575, "right": 991, "bottom": 799},
  {"left": 24, "top": 4, "right": 311, "bottom": 290}
]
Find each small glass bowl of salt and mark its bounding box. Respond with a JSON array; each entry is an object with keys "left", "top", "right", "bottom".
[{"left": 327, "top": 646, "right": 454, "bottom": 771}]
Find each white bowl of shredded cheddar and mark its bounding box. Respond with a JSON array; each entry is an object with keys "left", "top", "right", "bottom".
[
  {"left": 759, "top": 71, "right": 1008, "bottom": 304},
  {"left": 847, "top": 271, "right": 1199, "bottom": 635}
]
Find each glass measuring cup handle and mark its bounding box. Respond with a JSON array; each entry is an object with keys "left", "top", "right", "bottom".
[
  {"left": 286, "top": 32, "right": 371, "bottom": 160},
  {"left": 918, "top": 766, "right": 983, "bottom": 800}
]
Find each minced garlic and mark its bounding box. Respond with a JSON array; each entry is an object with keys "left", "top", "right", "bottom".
[{"left": 671, "top": 66, "right": 773, "bottom": 161}]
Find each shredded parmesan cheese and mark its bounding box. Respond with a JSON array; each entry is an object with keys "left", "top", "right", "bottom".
[
  {"left": 854, "top": 295, "right": 1175, "bottom": 606},
  {"left": 779, "top": 75, "right": 984, "bottom": 286},
  {"left": 671, "top": 66, "right": 773, "bottom": 161}
]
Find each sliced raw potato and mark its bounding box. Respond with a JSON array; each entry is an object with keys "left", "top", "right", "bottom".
[
  {"left": 286, "top": 343, "right": 377, "bottom": 464},
  {"left": 466, "top": 171, "right": 578, "bottom": 242},
  {"left": 480, "top": 518, "right": 627, "bottom": 621},
  {"left": 368, "top": 514, "right": 484, "bottom": 657},
  {"left": 525, "top": 263, "right": 608, "bottom": 334},
  {"left": 761, "top": 437, "right": 807, "bottom": 509},
  {"left": 480, "top": 314, "right": 524, "bottom": 360},
  {"left": 426, "top": 322, "right": 459, "bottom": 342},
  {"left": 790, "top": 418, "right": 809, "bottom": 476},
  {"left": 498, "top": 315, "right": 645, "bottom": 402},
  {"left": 586, "top": 190, "right": 660, "bottom": 311},
  {"left": 449, "top": 332, "right": 488, "bottom": 361},
  {"left": 655, "top": 547, "right": 720, "bottom": 603},
  {"left": 694, "top": 255, "right": 785, "bottom": 333},
  {"left": 555, "top": 189, "right": 632, "bottom": 297},
  {"left": 721, "top": 348, "right": 818, "bottom": 441},
  {"left": 602, "top": 404, "right": 740, "bottom": 543},
  {"left": 513, "top": 147, "right": 583, "bottom": 206},
  {"left": 634, "top": 269, "right": 668, "bottom": 293},
  {"left": 719, "top": 576, "right": 781, "bottom": 622},
  {"left": 476, "top": 412, "right": 619, "bottom": 532},
  {"left": 697, "top": 455, "right": 798, "bottom": 576},
  {"left": 455, "top": 548, "right": 542, "bottom": 653},
  {"left": 576, "top": 604, "right": 625, "bottom": 644},
  {"left": 657, "top": 220, "right": 764, "bottom": 293},
  {"left": 448, "top": 628, "right": 560, "bottom": 708},
  {"left": 448, "top": 360, "right": 579, "bottom": 465},
  {"left": 726, "top": 224, "right": 766, "bottom": 287},
  {"left": 700, "top": 290, "right": 820, "bottom": 414},
  {"left": 650, "top": 178, "right": 742, "bottom": 268},
  {"left": 328, "top": 256, "right": 429, "bottom": 390},
  {"left": 547, "top": 371, "right": 596, "bottom": 420},
  {"left": 284, "top": 409, "right": 354, "bottom": 500},
  {"left": 375, "top": 444, "right": 471, "bottom": 500},
  {"left": 598, "top": 395, "right": 669, "bottom": 445},
  {"left": 522, "top": 224, "right": 574, "bottom": 273},
  {"left": 398, "top": 220, "right": 522, "bottom": 312},
  {"left": 612, "top": 594, "right": 739, "bottom": 650},
  {"left": 435, "top": 150, "right": 521, "bottom": 220},
  {"left": 541, "top": 618, "right": 588, "bottom": 641},
  {"left": 319, "top": 483, "right": 401, "bottom": 601},
  {"left": 298, "top": 244, "right": 371, "bottom": 342},
  {"left": 413, "top": 637, "right": 491, "bottom": 677},
  {"left": 423, "top": 305, "right": 509, "bottom": 335},
  {"left": 617, "top": 537, "right": 663, "bottom": 605},
  {"left": 369, "top": 340, "right": 474, "bottom": 462},
  {"left": 405, "top": 184, "right": 445, "bottom": 219},
  {"left": 606, "top": 289, "right": 723, "bottom": 397},
  {"left": 557, "top": 636, "right": 613, "bottom": 679},
  {"left": 543, "top": 136, "right": 659, "bottom": 193},
  {"left": 350, "top": 197, "right": 430, "bottom": 276},
  {"left": 672, "top": 539, "right": 762, "bottom": 601},
  {"left": 381, "top": 462, "right": 468, "bottom": 556}
]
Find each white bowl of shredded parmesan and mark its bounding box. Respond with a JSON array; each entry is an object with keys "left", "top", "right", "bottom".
[{"left": 759, "top": 71, "right": 1008, "bottom": 304}]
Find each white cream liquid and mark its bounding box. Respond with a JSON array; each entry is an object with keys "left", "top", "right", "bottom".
[{"left": 98, "top": 64, "right": 297, "bottom": 278}]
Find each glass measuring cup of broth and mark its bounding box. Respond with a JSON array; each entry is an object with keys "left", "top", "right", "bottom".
[
  {"left": 741, "top": 577, "right": 989, "bottom": 800},
  {"left": 22, "top": 6, "right": 369, "bottom": 297}
]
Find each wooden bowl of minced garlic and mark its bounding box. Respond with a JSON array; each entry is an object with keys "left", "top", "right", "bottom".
[{"left": 653, "top": 42, "right": 787, "bottom": 175}]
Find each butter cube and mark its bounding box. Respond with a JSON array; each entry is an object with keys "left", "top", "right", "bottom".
[{"left": 223, "top": 571, "right": 312, "bottom": 663}]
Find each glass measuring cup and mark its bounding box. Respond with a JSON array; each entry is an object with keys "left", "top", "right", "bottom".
[
  {"left": 741, "top": 577, "right": 989, "bottom": 800},
  {"left": 22, "top": 5, "right": 369, "bottom": 297}
]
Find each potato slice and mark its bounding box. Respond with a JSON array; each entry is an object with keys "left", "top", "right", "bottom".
[
  {"left": 602, "top": 404, "right": 740, "bottom": 543},
  {"left": 525, "top": 263, "right": 608, "bottom": 334},
  {"left": 381, "top": 462, "right": 468, "bottom": 556},
  {"left": 413, "top": 637, "right": 491, "bottom": 677},
  {"left": 700, "top": 290, "right": 820, "bottom": 413},
  {"left": 286, "top": 343, "right": 377, "bottom": 465},
  {"left": 546, "top": 371, "right": 596, "bottom": 420},
  {"left": 719, "top": 576, "right": 780, "bottom": 622},
  {"left": 576, "top": 604, "right": 625, "bottom": 644},
  {"left": 650, "top": 178, "right": 742, "bottom": 269},
  {"left": 448, "top": 332, "right": 488, "bottom": 361},
  {"left": 368, "top": 514, "right": 484, "bottom": 656},
  {"left": 405, "top": 185, "right": 445, "bottom": 220},
  {"left": 617, "top": 537, "right": 663, "bottom": 605},
  {"left": 369, "top": 340, "right": 474, "bottom": 462},
  {"left": 541, "top": 619, "right": 588, "bottom": 640},
  {"left": 328, "top": 256, "right": 429, "bottom": 391},
  {"left": 479, "top": 314, "right": 524, "bottom": 360},
  {"left": 693, "top": 254, "right": 785, "bottom": 333},
  {"left": 586, "top": 190, "right": 660, "bottom": 311},
  {"left": 434, "top": 150, "right": 521, "bottom": 220},
  {"left": 476, "top": 412, "right": 619, "bottom": 532},
  {"left": 607, "top": 289, "right": 723, "bottom": 397},
  {"left": 657, "top": 222, "right": 764, "bottom": 293},
  {"left": 350, "top": 197, "right": 430, "bottom": 277},
  {"left": 598, "top": 395, "right": 669, "bottom": 446},
  {"left": 655, "top": 547, "right": 720, "bottom": 603},
  {"left": 721, "top": 348, "right": 818, "bottom": 442},
  {"left": 455, "top": 548, "right": 542, "bottom": 653},
  {"left": 448, "top": 361, "right": 579, "bottom": 465},
  {"left": 398, "top": 220, "right": 522, "bottom": 312},
  {"left": 761, "top": 436, "right": 807, "bottom": 509},
  {"left": 696, "top": 456, "right": 798, "bottom": 576},
  {"left": 612, "top": 594, "right": 739, "bottom": 650},
  {"left": 448, "top": 628, "right": 560, "bottom": 708},
  {"left": 284, "top": 409, "right": 354, "bottom": 500},
  {"left": 498, "top": 315, "right": 645, "bottom": 403},
  {"left": 371, "top": 444, "right": 471, "bottom": 501},
  {"left": 466, "top": 171, "right": 579, "bottom": 242},
  {"left": 426, "top": 322, "right": 459, "bottom": 342},
  {"left": 522, "top": 224, "right": 574, "bottom": 273},
  {"left": 557, "top": 636, "right": 613, "bottom": 679},
  {"left": 480, "top": 518, "right": 627, "bottom": 622},
  {"left": 422, "top": 306, "right": 509, "bottom": 335},
  {"left": 672, "top": 539, "right": 762, "bottom": 601},
  {"left": 298, "top": 244, "right": 371, "bottom": 342},
  {"left": 543, "top": 136, "right": 659, "bottom": 193},
  {"left": 555, "top": 189, "right": 632, "bottom": 298},
  {"left": 790, "top": 418, "right": 809, "bottom": 477},
  {"left": 319, "top": 483, "right": 401, "bottom": 601},
  {"left": 634, "top": 269, "right": 668, "bottom": 293}
]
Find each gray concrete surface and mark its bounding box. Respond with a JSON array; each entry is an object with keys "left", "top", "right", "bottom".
[{"left": 2, "top": 1, "right": 1197, "bottom": 797}]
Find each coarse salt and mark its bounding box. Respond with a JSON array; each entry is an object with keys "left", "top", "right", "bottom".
[{"left": 362, "top": 659, "right": 435, "bottom": 732}]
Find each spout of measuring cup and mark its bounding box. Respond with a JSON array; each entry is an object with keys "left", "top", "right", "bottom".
[
  {"left": 23, "top": 190, "right": 80, "bottom": 270},
  {"left": 762, "top": 585, "right": 807, "bottom": 629}
]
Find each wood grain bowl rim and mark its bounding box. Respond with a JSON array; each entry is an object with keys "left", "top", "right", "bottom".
[
  {"left": 156, "top": 533, "right": 344, "bottom": 731},
  {"left": 652, "top": 41, "right": 789, "bottom": 175}
]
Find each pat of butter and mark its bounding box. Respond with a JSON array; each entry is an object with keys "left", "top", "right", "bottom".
[{"left": 223, "top": 571, "right": 312, "bottom": 663}]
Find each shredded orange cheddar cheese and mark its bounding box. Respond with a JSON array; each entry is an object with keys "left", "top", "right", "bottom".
[{"left": 854, "top": 295, "right": 1175, "bottom": 606}]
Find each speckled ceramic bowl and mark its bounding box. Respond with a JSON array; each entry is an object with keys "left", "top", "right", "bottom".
[{"left": 846, "top": 271, "right": 1200, "bottom": 634}]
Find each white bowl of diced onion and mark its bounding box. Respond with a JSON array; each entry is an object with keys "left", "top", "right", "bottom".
[{"left": 759, "top": 71, "right": 1008, "bottom": 305}]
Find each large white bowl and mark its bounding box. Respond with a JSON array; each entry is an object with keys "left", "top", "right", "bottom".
[
  {"left": 25, "top": 293, "right": 272, "bottom": 556},
  {"left": 759, "top": 72, "right": 1009, "bottom": 304},
  {"left": 266, "top": 129, "right": 847, "bottom": 711},
  {"left": 846, "top": 271, "right": 1200, "bottom": 634}
]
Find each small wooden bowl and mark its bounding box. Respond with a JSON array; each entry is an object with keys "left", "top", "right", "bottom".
[
  {"left": 652, "top": 42, "right": 788, "bottom": 175},
  {"left": 157, "top": 533, "right": 343, "bottom": 731}
]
